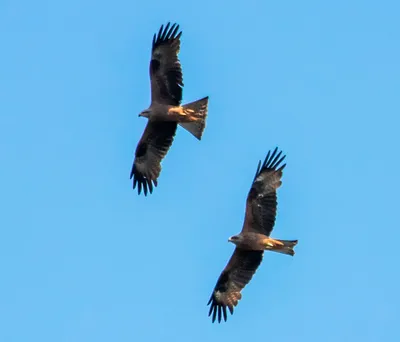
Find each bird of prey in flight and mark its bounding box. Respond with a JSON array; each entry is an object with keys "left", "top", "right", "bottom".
[
  {"left": 207, "top": 148, "right": 298, "bottom": 323},
  {"left": 130, "top": 22, "right": 209, "bottom": 195}
]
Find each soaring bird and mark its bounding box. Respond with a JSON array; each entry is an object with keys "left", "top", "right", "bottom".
[
  {"left": 130, "top": 22, "right": 209, "bottom": 195},
  {"left": 207, "top": 148, "right": 298, "bottom": 323}
]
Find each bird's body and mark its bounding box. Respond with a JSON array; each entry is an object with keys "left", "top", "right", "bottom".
[
  {"left": 140, "top": 102, "right": 205, "bottom": 123},
  {"left": 229, "top": 232, "right": 267, "bottom": 250},
  {"left": 207, "top": 148, "right": 298, "bottom": 323},
  {"left": 140, "top": 103, "right": 170, "bottom": 120},
  {"left": 131, "top": 22, "right": 209, "bottom": 195},
  {"left": 228, "top": 232, "right": 295, "bottom": 253}
]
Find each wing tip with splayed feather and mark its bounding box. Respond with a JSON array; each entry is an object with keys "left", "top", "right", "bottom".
[
  {"left": 152, "top": 22, "right": 182, "bottom": 50},
  {"left": 253, "top": 147, "right": 286, "bottom": 182},
  {"left": 207, "top": 293, "right": 232, "bottom": 323},
  {"left": 130, "top": 165, "right": 157, "bottom": 196}
]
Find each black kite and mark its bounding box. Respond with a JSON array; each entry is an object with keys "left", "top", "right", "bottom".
[
  {"left": 207, "top": 148, "right": 298, "bottom": 323},
  {"left": 131, "top": 22, "right": 209, "bottom": 195}
]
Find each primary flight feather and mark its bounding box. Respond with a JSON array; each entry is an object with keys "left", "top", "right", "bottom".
[
  {"left": 130, "top": 22, "right": 209, "bottom": 196},
  {"left": 207, "top": 147, "right": 298, "bottom": 323}
]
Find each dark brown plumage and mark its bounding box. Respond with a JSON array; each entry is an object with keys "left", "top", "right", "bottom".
[
  {"left": 149, "top": 22, "right": 183, "bottom": 106},
  {"left": 207, "top": 148, "right": 298, "bottom": 323},
  {"left": 130, "top": 121, "right": 177, "bottom": 196},
  {"left": 131, "top": 22, "right": 209, "bottom": 195},
  {"left": 208, "top": 249, "right": 263, "bottom": 323}
]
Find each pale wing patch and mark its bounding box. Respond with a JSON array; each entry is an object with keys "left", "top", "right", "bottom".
[
  {"left": 215, "top": 288, "right": 242, "bottom": 308},
  {"left": 255, "top": 174, "right": 265, "bottom": 182},
  {"left": 134, "top": 159, "right": 148, "bottom": 175}
]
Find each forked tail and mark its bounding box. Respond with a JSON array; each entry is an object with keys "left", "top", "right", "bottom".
[
  {"left": 268, "top": 239, "right": 298, "bottom": 256},
  {"left": 179, "top": 96, "right": 209, "bottom": 140}
]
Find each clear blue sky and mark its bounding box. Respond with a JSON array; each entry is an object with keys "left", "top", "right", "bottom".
[{"left": 1, "top": 0, "right": 399, "bottom": 341}]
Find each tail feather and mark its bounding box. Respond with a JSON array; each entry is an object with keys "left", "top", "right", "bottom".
[
  {"left": 270, "top": 239, "right": 298, "bottom": 256},
  {"left": 179, "top": 96, "right": 209, "bottom": 140}
]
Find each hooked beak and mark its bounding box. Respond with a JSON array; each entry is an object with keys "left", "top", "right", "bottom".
[{"left": 228, "top": 237, "right": 233, "bottom": 242}]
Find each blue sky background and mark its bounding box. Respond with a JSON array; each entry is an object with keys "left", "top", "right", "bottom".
[{"left": 1, "top": 0, "right": 399, "bottom": 341}]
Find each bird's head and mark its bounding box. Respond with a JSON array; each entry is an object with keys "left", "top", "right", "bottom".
[
  {"left": 228, "top": 235, "right": 242, "bottom": 245},
  {"left": 138, "top": 110, "right": 150, "bottom": 118}
]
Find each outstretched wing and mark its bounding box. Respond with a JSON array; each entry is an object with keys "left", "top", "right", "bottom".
[
  {"left": 130, "top": 121, "right": 177, "bottom": 195},
  {"left": 150, "top": 22, "right": 183, "bottom": 106},
  {"left": 242, "top": 148, "right": 286, "bottom": 236},
  {"left": 207, "top": 249, "right": 263, "bottom": 323}
]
